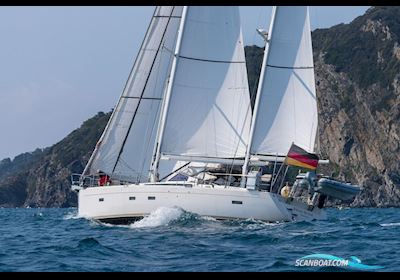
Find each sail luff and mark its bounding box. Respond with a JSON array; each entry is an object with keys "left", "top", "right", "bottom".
[
  {"left": 150, "top": 6, "right": 189, "bottom": 182},
  {"left": 241, "top": 6, "right": 277, "bottom": 185},
  {"left": 81, "top": 6, "right": 158, "bottom": 181}
]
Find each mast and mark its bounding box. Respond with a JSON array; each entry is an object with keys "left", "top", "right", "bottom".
[
  {"left": 241, "top": 6, "right": 277, "bottom": 187},
  {"left": 150, "top": 6, "right": 189, "bottom": 182}
]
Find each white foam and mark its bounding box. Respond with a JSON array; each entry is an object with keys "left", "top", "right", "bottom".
[
  {"left": 130, "top": 207, "right": 184, "bottom": 228},
  {"left": 63, "top": 210, "right": 80, "bottom": 220},
  {"left": 380, "top": 222, "right": 400, "bottom": 227},
  {"left": 201, "top": 216, "right": 217, "bottom": 222}
]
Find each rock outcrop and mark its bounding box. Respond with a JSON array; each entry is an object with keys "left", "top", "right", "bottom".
[{"left": 0, "top": 112, "right": 110, "bottom": 207}]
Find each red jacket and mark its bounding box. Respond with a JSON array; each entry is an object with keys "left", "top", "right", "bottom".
[{"left": 99, "top": 175, "right": 110, "bottom": 186}]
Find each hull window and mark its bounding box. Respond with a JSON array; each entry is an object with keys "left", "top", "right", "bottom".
[
  {"left": 148, "top": 196, "right": 156, "bottom": 200},
  {"left": 129, "top": 197, "right": 136, "bottom": 201},
  {"left": 232, "top": 201, "right": 243, "bottom": 205}
]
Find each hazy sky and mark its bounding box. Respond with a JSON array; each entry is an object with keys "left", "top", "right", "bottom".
[{"left": 0, "top": 6, "right": 370, "bottom": 160}]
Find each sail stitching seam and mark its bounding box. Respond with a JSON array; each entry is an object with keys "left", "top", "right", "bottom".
[
  {"left": 267, "top": 64, "right": 314, "bottom": 69},
  {"left": 121, "top": 96, "right": 162, "bottom": 101},
  {"left": 179, "top": 55, "right": 246, "bottom": 64},
  {"left": 154, "top": 16, "right": 182, "bottom": 19}
]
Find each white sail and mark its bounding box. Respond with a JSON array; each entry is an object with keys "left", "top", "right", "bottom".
[
  {"left": 160, "top": 6, "right": 252, "bottom": 160},
  {"left": 251, "top": 6, "right": 318, "bottom": 156},
  {"left": 84, "top": 6, "right": 183, "bottom": 183}
]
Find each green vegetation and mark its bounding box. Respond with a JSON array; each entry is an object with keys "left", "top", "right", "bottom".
[
  {"left": 0, "top": 111, "right": 111, "bottom": 207},
  {"left": 49, "top": 111, "right": 111, "bottom": 168},
  {"left": 0, "top": 148, "right": 46, "bottom": 181},
  {"left": 312, "top": 6, "right": 400, "bottom": 90}
]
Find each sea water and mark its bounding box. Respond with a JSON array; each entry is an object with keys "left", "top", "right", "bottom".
[{"left": 0, "top": 207, "right": 398, "bottom": 271}]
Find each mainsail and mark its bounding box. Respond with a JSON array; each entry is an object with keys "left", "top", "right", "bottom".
[
  {"left": 158, "top": 6, "right": 252, "bottom": 162},
  {"left": 83, "top": 6, "right": 183, "bottom": 183},
  {"left": 250, "top": 6, "right": 318, "bottom": 157}
]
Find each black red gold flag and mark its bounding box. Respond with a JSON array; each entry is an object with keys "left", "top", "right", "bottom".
[{"left": 285, "top": 143, "right": 319, "bottom": 170}]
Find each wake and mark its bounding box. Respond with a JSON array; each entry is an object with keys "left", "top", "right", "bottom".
[{"left": 130, "top": 207, "right": 185, "bottom": 228}]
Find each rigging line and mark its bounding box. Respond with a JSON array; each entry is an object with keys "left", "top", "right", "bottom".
[
  {"left": 112, "top": 157, "right": 143, "bottom": 183},
  {"left": 111, "top": 6, "right": 177, "bottom": 174},
  {"left": 154, "top": 15, "right": 181, "bottom": 19},
  {"left": 81, "top": 6, "right": 158, "bottom": 178},
  {"left": 163, "top": 154, "right": 245, "bottom": 161},
  {"left": 159, "top": 162, "right": 191, "bottom": 182},
  {"left": 266, "top": 64, "right": 314, "bottom": 70},
  {"left": 227, "top": 76, "right": 254, "bottom": 186},
  {"left": 121, "top": 96, "right": 163, "bottom": 101},
  {"left": 162, "top": 45, "right": 174, "bottom": 55},
  {"left": 117, "top": 157, "right": 141, "bottom": 174},
  {"left": 277, "top": 165, "right": 289, "bottom": 194},
  {"left": 254, "top": 153, "right": 286, "bottom": 158},
  {"left": 179, "top": 55, "right": 246, "bottom": 64},
  {"left": 271, "top": 162, "right": 285, "bottom": 190}
]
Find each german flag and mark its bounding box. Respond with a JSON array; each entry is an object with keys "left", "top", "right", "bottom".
[{"left": 285, "top": 143, "right": 319, "bottom": 170}]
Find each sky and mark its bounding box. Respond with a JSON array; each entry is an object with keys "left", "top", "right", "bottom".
[{"left": 0, "top": 6, "right": 370, "bottom": 160}]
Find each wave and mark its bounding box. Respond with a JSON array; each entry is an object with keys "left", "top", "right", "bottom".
[
  {"left": 379, "top": 222, "right": 400, "bottom": 227},
  {"left": 63, "top": 210, "right": 80, "bottom": 220},
  {"left": 130, "top": 207, "right": 186, "bottom": 228},
  {"left": 77, "top": 237, "right": 103, "bottom": 249},
  {"left": 224, "top": 218, "right": 284, "bottom": 230},
  {"left": 33, "top": 212, "right": 44, "bottom": 218}
]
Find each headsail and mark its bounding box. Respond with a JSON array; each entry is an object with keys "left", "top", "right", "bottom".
[
  {"left": 251, "top": 6, "right": 318, "bottom": 156},
  {"left": 83, "top": 6, "right": 183, "bottom": 183},
  {"left": 159, "top": 6, "right": 252, "bottom": 161}
]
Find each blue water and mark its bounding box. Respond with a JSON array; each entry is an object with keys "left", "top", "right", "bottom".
[{"left": 0, "top": 207, "right": 398, "bottom": 271}]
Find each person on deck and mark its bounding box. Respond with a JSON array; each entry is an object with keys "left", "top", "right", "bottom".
[{"left": 97, "top": 170, "right": 111, "bottom": 186}]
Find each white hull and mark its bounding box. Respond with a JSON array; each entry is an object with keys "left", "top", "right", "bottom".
[{"left": 77, "top": 183, "right": 326, "bottom": 224}]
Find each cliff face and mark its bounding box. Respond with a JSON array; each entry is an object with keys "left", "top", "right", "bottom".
[
  {"left": 311, "top": 7, "right": 400, "bottom": 207},
  {"left": 0, "top": 112, "right": 110, "bottom": 207},
  {"left": 1, "top": 7, "right": 400, "bottom": 207},
  {"left": 315, "top": 54, "right": 400, "bottom": 207},
  {"left": 23, "top": 111, "right": 111, "bottom": 207}
]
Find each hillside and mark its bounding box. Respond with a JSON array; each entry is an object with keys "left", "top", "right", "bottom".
[
  {"left": 313, "top": 6, "right": 400, "bottom": 206},
  {"left": 1, "top": 6, "right": 400, "bottom": 207},
  {"left": 0, "top": 112, "right": 110, "bottom": 207}
]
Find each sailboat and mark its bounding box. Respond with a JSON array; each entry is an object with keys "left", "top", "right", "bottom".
[{"left": 71, "top": 6, "right": 360, "bottom": 224}]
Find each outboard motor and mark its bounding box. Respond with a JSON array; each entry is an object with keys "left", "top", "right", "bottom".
[
  {"left": 290, "top": 171, "right": 317, "bottom": 201},
  {"left": 304, "top": 171, "right": 318, "bottom": 195}
]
